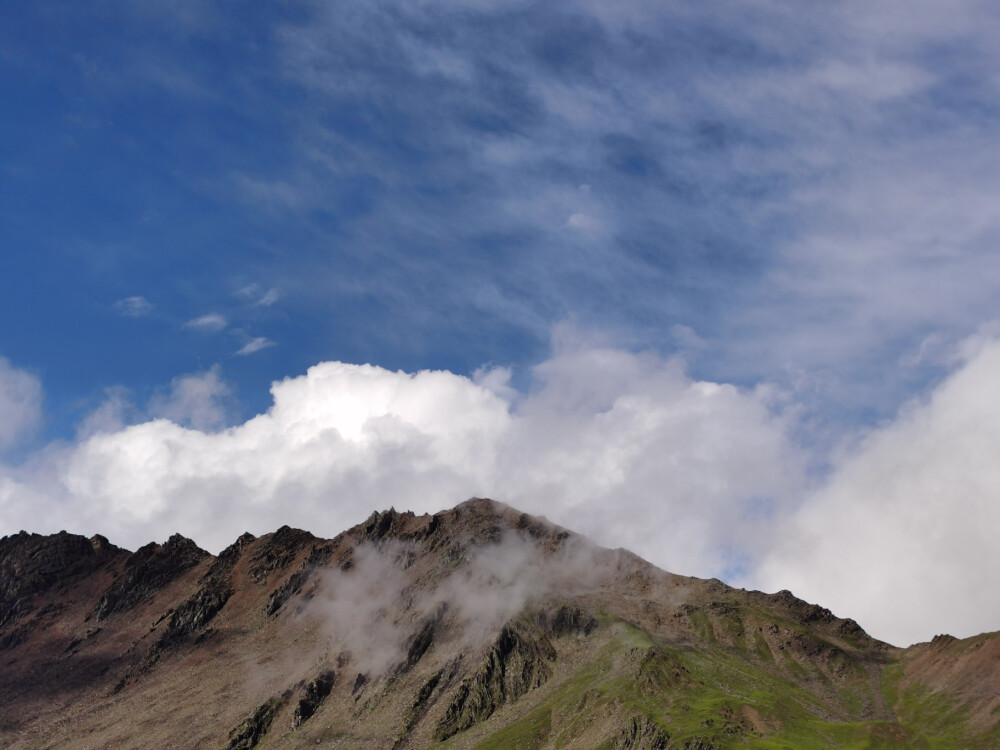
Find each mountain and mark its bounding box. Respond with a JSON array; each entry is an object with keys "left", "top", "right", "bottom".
[{"left": 2, "top": 498, "right": 998, "bottom": 749}]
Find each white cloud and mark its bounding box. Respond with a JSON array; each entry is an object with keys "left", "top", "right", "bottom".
[
  {"left": 671, "top": 324, "right": 708, "bottom": 353},
  {"left": 235, "top": 337, "right": 276, "bottom": 356},
  {"left": 755, "top": 333, "right": 1000, "bottom": 645},
  {"left": 565, "top": 212, "right": 599, "bottom": 233},
  {"left": 471, "top": 365, "right": 518, "bottom": 402},
  {"left": 236, "top": 284, "right": 281, "bottom": 307},
  {"left": 113, "top": 296, "right": 153, "bottom": 317},
  {"left": 75, "top": 386, "right": 137, "bottom": 439},
  {"left": 236, "top": 283, "right": 260, "bottom": 299},
  {"left": 234, "top": 173, "right": 307, "bottom": 212},
  {"left": 0, "top": 358, "right": 43, "bottom": 451},
  {"left": 256, "top": 288, "right": 281, "bottom": 307},
  {"left": 147, "top": 366, "right": 230, "bottom": 431},
  {"left": 7, "top": 331, "right": 1000, "bottom": 646},
  {"left": 183, "top": 313, "right": 228, "bottom": 332},
  {"left": 0, "top": 339, "right": 799, "bottom": 586}
]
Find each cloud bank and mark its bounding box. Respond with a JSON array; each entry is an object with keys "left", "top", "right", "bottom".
[
  {"left": 4, "top": 329, "right": 1000, "bottom": 645},
  {"left": 757, "top": 332, "right": 1000, "bottom": 646}
]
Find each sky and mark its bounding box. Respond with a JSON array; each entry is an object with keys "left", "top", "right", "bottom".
[{"left": 2, "top": 0, "right": 1000, "bottom": 647}]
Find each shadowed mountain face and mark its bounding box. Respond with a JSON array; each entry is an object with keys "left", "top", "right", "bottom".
[{"left": 1, "top": 498, "right": 998, "bottom": 749}]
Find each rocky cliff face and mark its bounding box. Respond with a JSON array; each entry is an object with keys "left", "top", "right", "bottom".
[{"left": 1, "top": 498, "right": 998, "bottom": 748}]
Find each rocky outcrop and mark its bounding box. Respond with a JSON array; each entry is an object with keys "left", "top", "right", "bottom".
[
  {"left": 615, "top": 716, "right": 672, "bottom": 749},
  {"left": 1, "top": 531, "right": 122, "bottom": 652},
  {"left": 399, "top": 604, "right": 447, "bottom": 673},
  {"left": 264, "top": 541, "right": 335, "bottom": 617},
  {"left": 248, "top": 526, "right": 316, "bottom": 584},
  {"left": 1, "top": 531, "right": 120, "bottom": 614},
  {"left": 95, "top": 534, "right": 207, "bottom": 620},
  {"left": 110, "top": 538, "right": 243, "bottom": 694},
  {"left": 435, "top": 622, "right": 556, "bottom": 740},
  {"left": 408, "top": 669, "right": 442, "bottom": 721},
  {"left": 156, "top": 536, "right": 249, "bottom": 648},
  {"left": 538, "top": 604, "right": 598, "bottom": 637},
  {"left": 362, "top": 508, "right": 409, "bottom": 542},
  {"left": 223, "top": 697, "right": 284, "bottom": 750},
  {"left": 757, "top": 588, "right": 884, "bottom": 651},
  {"left": 634, "top": 648, "right": 696, "bottom": 695},
  {"left": 292, "top": 670, "right": 335, "bottom": 727},
  {"left": 157, "top": 577, "right": 232, "bottom": 647}
]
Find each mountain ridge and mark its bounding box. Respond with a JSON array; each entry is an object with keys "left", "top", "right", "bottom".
[{"left": 2, "top": 498, "right": 998, "bottom": 748}]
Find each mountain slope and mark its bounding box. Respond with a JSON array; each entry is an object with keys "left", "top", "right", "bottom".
[{"left": 2, "top": 498, "right": 998, "bottom": 748}]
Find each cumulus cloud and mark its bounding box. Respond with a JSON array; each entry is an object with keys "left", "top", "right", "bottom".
[
  {"left": 0, "top": 358, "right": 43, "bottom": 451},
  {"left": 114, "top": 296, "right": 153, "bottom": 317},
  {"left": 755, "top": 334, "right": 1000, "bottom": 646},
  {"left": 183, "top": 313, "right": 228, "bottom": 332},
  {"left": 235, "top": 337, "right": 276, "bottom": 356},
  {"left": 75, "top": 386, "right": 138, "bottom": 439},
  {"left": 0, "top": 336, "right": 799, "bottom": 578},
  {"left": 5, "top": 330, "right": 1000, "bottom": 646},
  {"left": 147, "top": 366, "right": 231, "bottom": 431}
]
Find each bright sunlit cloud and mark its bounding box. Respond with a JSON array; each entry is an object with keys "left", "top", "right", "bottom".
[{"left": 4, "top": 328, "right": 1000, "bottom": 645}]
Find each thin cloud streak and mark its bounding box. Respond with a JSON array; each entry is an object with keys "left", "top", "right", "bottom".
[
  {"left": 113, "top": 296, "right": 154, "bottom": 318},
  {"left": 263, "top": 0, "right": 1000, "bottom": 426},
  {"left": 183, "top": 313, "right": 228, "bottom": 332},
  {"left": 235, "top": 337, "right": 276, "bottom": 356}
]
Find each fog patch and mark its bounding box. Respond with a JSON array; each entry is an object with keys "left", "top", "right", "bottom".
[
  {"left": 303, "top": 529, "right": 622, "bottom": 677},
  {"left": 307, "top": 541, "right": 414, "bottom": 676},
  {"left": 431, "top": 531, "right": 607, "bottom": 645}
]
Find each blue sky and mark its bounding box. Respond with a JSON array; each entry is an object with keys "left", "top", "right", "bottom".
[{"left": 3, "top": 1, "right": 1000, "bottom": 645}]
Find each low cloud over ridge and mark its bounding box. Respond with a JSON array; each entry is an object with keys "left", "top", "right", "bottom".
[{"left": 4, "top": 330, "right": 1000, "bottom": 646}]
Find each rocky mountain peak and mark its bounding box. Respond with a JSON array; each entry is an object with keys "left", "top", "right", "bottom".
[{"left": 2, "top": 499, "right": 998, "bottom": 748}]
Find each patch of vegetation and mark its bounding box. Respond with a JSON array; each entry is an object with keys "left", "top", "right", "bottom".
[
  {"left": 470, "top": 706, "right": 553, "bottom": 750},
  {"left": 446, "top": 615, "right": 957, "bottom": 750},
  {"left": 881, "top": 663, "right": 980, "bottom": 748},
  {"left": 752, "top": 629, "right": 774, "bottom": 663},
  {"left": 684, "top": 607, "right": 716, "bottom": 642}
]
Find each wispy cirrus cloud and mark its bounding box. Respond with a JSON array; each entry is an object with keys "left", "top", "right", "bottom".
[
  {"left": 235, "top": 337, "right": 276, "bottom": 357},
  {"left": 183, "top": 313, "right": 228, "bottom": 332},
  {"left": 235, "top": 284, "right": 281, "bottom": 307},
  {"left": 259, "top": 0, "right": 1000, "bottom": 427},
  {"left": 15, "top": 0, "right": 1000, "bottom": 434},
  {"left": 113, "top": 296, "right": 154, "bottom": 318},
  {"left": 255, "top": 288, "right": 281, "bottom": 307}
]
